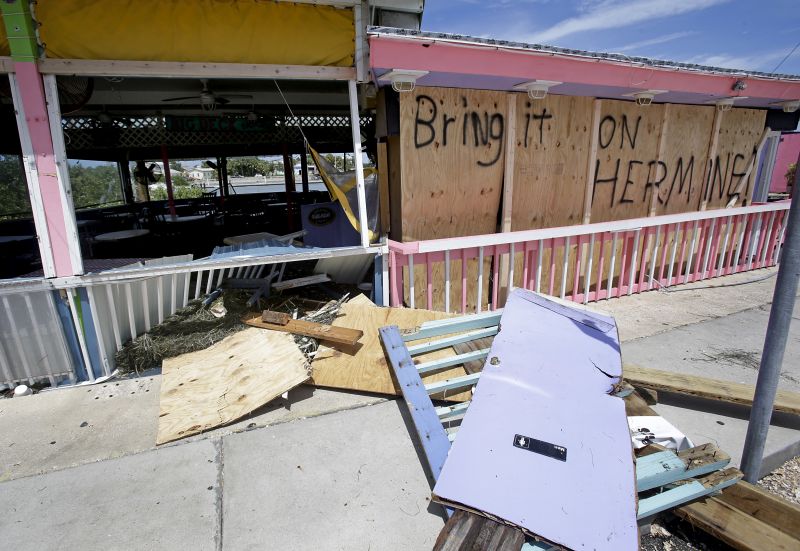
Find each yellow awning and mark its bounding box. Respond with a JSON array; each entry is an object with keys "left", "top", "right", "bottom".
[{"left": 37, "top": 0, "right": 354, "bottom": 67}]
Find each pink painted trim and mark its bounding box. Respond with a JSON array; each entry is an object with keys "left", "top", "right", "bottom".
[
  {"left": 461, "top": 250, "right": 467, "bottom": 314},
  {"left": 548, "top": 238, "right": 557, "bottom": 296},
  {"left": 766, "top": 211, "right": 784, "bottom": 266},
  {"left": 754, "top": 214, "right": 770, "bottom": 268},
  {"left": 723, "top": 216, "right": 740, "bottom": 275},
  {"left": 369, "top": 36, "right": 800, "bottom": 103},
  {"left": 14, "top": 62, "right": 76, "bottom": 277},
  {"left": 637, "top": 229, "right": 651, "bottom": 292},
  {"left": 426, "top": 254, "right": 433, "bottom": 310},
  {"left": 657, "top": 225, "right": 670, "bottom": 286},
  {"left": 595, "top": 232, "right": 607, "bottom": 300},
  {"left": 521, "top": 242, "right": 530, "bottom": 291},
  {"left": 737, "top": 214, "right": 755, "bottom": 273},
  {"left": 707, "top": 219, "right": 722, "bottom": 278},
  {"left": 572, "top": 235, "right": 583, "bottom": 299}
]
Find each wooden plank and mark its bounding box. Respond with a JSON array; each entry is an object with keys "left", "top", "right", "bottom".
[
  {"left": 261, "top": 310, "right": 291, "bottom": 325},
  {"left": 649, "top": 103, "right": 671, "bottom": 216},
  {"left": 700, "top": 107, "right": 724, "bottom": 211},
  {"left": 583, "top": 99, "right": 602, "bottom": 224},
  {"left": 377, "top": 141, "right": 391, "bottom": 234},
  {"left": 511, "top": 94, "right": 595, "bottom": 231},
  {"left": 675, "top": 485, "right": 800, "bottom": 551},
  {"left": 712, "top": 481, "right": 800, "bottom": 540},
  {"left": 638, "top": 467, "right": 742, "bottom": 519},
  {"left": 311, "top": 295, "right": 473, "bottom": 401},
  {"left": 243, "top": 313, "right": 363, "bottom": 347},
  {"left": 398, "top": 85, "right": 507, "bottom": 241},
  {"left": 452, "top": 336, "right": 494, "bottom": 374},
  {"left": 380, "top": 325, "right": 451, "bottom": 482},
  {"left": 636, "top": 443, "right": 730, "bottom": 492},
  {"left": 433, "top": 510, "right": 526, "bottom": 551},
  {"left": 271, "top": 273, "right": 330, "bottom": 291},
  {"left": 655, "top": 104, "right": 715, "bottom": 215},
  {"left": 501, "top": 93, "right": 517, "bottom": 234},
  {"left": 705, "top": 108, "right": 767, "bottom": 209},
  {"left": 623, "top": 364, "right": 800, "bottom": 415},
  {"left": 156, "top": 328, "right": 309, "bottom": 444},
  {"left": 590, "top": 99, "right": 665, "bottom": 223}
]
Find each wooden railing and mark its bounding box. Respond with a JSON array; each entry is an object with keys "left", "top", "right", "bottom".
[{"left": 388, "top": 202, "right": 790, "bottom": 313}]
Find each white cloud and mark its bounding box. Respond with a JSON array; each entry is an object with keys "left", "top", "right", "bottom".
[
  {"left": 611, "top": 31, "right": 696, "bottom": 53},
  {"left": 528, "top": 0, "right": 728, "bottom": 43}
]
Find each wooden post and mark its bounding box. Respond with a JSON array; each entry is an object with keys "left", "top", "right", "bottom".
[
  {"left": 161, "top": 145, "right": 177, "bottom": 216},
  {"left": 300, "top": 151, "right": 310, "bottom": 193},
  {"left": 701, "top": 108, "right": 724, "bottom": 211},
  {"left": 215, "top": 157, "right": 224, "bottom": 198},
  {"left": 650, "top": 103, "right": 671, "bottom": 217},
  {"left": 119, "top": 160, "right": 134, "bottom": 205},
  {"left": 282, "top": 144, "right": 296, "bottom": 193},
  {"left": 498, "top": 94, "right": 517, "bottom": 304},
  {"left": 582, "top": 99, "right": 602, "bottom": 224},
  {"left": 377, "top": 141, "right": 391, "bottom": 234}
]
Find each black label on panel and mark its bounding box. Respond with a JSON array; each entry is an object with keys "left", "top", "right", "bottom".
[{"left": 513, "top": 434, "right": 567, "bottom": 462}]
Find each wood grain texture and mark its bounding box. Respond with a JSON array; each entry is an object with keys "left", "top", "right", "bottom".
[
  {"left": 157, "top": 328, "right": 309, "bottom": 444},
  {"left": 623, "top": 364, "right": 800, "bottom": 415},
  {"left": 311, "top": 295, "right": 473, "bottom": 401},
  {"left": 675, "top": 488, "right": 800, "bottom": 551},
  {"left": 398, "top": 86, "right": 507, "bottom": 241},
  {"left": 655, "top": 104, "right": 715, "bottom": 215},
  {"left": 591, "top": 100, "right": 665, "bottom": 223},
  {"left": 243, "top": 314, "right": 363, "bottom": 346},
  {"left": 714, "top": 481, "right": 800, "bottom": 540},
  {"left": 705, "top": 108, "right": 767, "bottom": 209},
  {"left": 511, "top": 94, "right": 594, "bottom": 230},
  {"left": 452, "top": 337, "right": 494, "bottom": 374},
  {"left": 433, "top": 510, "right": 526, "bottom": 551}
]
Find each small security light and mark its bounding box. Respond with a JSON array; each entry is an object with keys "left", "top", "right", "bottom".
[
  {"left": 706, "top": 96, "right": 747, "bottom": 112},
  {"left": 378, "top": 69, "right": 429, "bottom": 93},
  {"left": 623, "top": 89, "right": 667, "bottom": 107},
  {"left": 732, "top": 79, "right": 747, "bottom": 91},
  {"left": 781, "top": 100, "right": 800, "bottom": 113},
  {"left": 513, "top": 80, "right": 562, "bottom": 100}
]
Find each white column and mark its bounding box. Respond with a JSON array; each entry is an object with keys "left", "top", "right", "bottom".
[{"left": 348, "top": 79, "right": 370, "bottom": 248}]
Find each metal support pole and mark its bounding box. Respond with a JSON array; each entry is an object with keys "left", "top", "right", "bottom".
[
  {"left": 741, "top": 151, "right": 800, "bottom": 482},
  {"left": 348, "top": 79, "right": 370, "bottom": 248},
  {"left": 160, "top": 145, "right": 177, "bottom": 217},
  {"left": 300, "top": 151, "right": 310, "bottom": 193}
]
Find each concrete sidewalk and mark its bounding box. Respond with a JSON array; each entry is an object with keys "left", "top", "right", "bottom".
[{"left": 1, "top": 266, "right": 798, "bottom": 549}]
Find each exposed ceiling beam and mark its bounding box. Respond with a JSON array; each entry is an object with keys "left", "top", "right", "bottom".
[{"left": 38, "top": 59, "right": 356, "bottom": 81}]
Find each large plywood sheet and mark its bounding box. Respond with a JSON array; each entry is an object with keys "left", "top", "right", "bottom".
[
  {"left": 705, "top": 108, "right": 767, "bottom": 209},
  {"left": 591, "top": 100, "right": 665, "bottom": 222},
  {"left": 398, "top": 86, "right": 507, "bottom": 241},
  {"left": 157, "top": 328, "right": 310, "bottom": 444},
  {"left": 433, "top": 290, "right": 637, "bottom": 550},
  {"left": 311, "top": 295, "right": 472, "bottom": 401},
  {"left": 511, "top": 94, "right": 594, "bottom": 230},
  {"left": 655, "top": 104, "right": 716, "bottom": 215}
]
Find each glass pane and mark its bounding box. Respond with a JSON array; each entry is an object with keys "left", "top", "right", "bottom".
[{"left": 69, "top": 160, "right": 124, "bottom": 209}]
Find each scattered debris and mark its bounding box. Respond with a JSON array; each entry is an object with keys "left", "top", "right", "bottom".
[
  {"left": 758, "top": 455, "right": 800, "bottom": 506},
  {"left": 156, "top": 328, "right": 310, "bottom": 445},
  {"left": 13, "top": 385, "right": 32, "bottom": 397},
  {"left": 243, "top": 306, "right": 363, "bottom": 346}
]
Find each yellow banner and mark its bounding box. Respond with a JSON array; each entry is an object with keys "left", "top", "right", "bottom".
[{"left": 37, "top": 0, "right": 354, "bottom": 66}]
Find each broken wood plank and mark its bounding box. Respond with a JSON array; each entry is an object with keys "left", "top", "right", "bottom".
[
  {"left": 623, "top": 364, "right": 800, "bottom": 416},
  {"left": 433, "top": 510, "right": 526, "bottom": 551},
  {"left": 243, "top": 314, "right": 363, "bottom": 347},
  {"left": 271, "top": 273, "right": 330, "bottom": 291},
  {"left": 261, "top": 310, "right": 291, "bottom": 325},
  {"left": 157, "top": 328, "right": 309, "bottom": 444},
  {"left": 675, "top": 482, "right": 800, "bottom": 551},
  {"left": 311, "top": 295, "right": 473, "bottom": 401},
  {"left": 638, "top": 467, "right": 743, "bottom": 519},
  {"left": 636, "top": 443, "right": 730, "bottom": 491},
  {"left": 451, "top": 336, "right": 494, "bottom": 374}
]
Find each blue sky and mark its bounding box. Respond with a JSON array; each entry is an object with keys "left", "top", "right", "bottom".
[{"left": 422, "top": 0, "right": 800, "bottom": 75}]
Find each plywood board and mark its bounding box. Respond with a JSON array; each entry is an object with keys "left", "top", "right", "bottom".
[
  {"left": 654, "top": 104, "right": 715, "bottom": 215},
  {"left": 432, "top": 290, "right": 637, "bottom": 550},
  {"left": 591, "top": 100, "right": 665, "bottom": 222},
  {"left": 705, "top": 108, "right": 767, "bottom": 209},
  {"left": 511, "top": 94, "right": 594, "bottom": 230},
  {"left": 157, "top": 328, "right": 310, "bottom": 444},
  {"left": 311, "top": 295, "right": 472, "bottom": 401},
  {"left": 398, "top": 86, "right": 507, "bottom": 241}
]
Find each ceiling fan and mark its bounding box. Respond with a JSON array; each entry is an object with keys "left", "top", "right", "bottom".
[{"left": 161, "top": 79, "right": 253, "bottom": 111}]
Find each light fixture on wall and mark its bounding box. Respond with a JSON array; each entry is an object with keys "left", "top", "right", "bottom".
[
  {"left": 513, "top": 80, "right": 562, "bottom": 100},
  {"left": 707, "top": 96, "right": 748, "bottom": 112},
  {"left": 378, "top": 69, "right": 429, "bottom": 93},
  {"left": 623, "top": 89, "right": 667, "bottom": 106},
  {"left": 732, "top": 79, "right": 747, "bottom": 91},
  {"left": 776, "top": 100, "right": 800, "bottom": 113}
]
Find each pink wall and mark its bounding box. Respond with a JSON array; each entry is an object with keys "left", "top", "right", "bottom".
[{"left": 770, "top": 133, "right": 800, "bottom": 194}]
